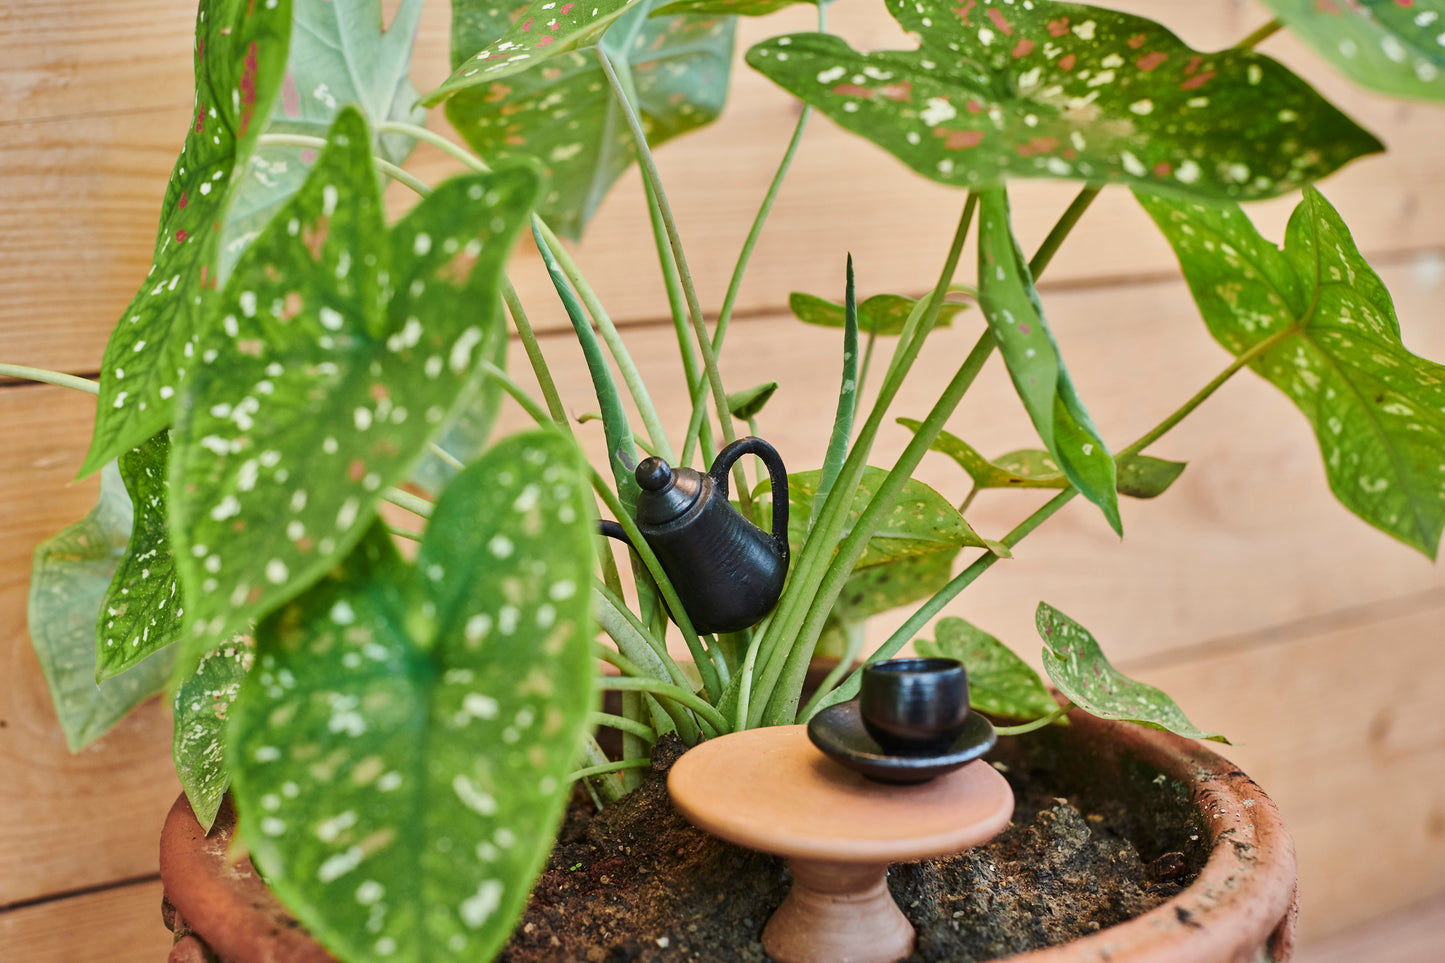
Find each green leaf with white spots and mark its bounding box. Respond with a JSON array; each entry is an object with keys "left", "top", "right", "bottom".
[
  {"left": 917, "top": 616, "right": 1058, "bottom": 721},
  {"left": 220, "top": 0, "right": 428, "bottom": 282},
  {"left": 408, "top": 323, "right": 510, "bottom": 498},
  {"left": 96, "top": 432, "right": 183, "bottom": 681},
  {"left": 229, "top": 430, "right": 595, "bottom": 963},
  {"left": 429, "top": 0, "right": 646, "bottom": 98},
  {"left": 728, "top": 382, "right": 778, "bottom": 420},
  {"left": 1261, "top": 0, "right": 1445, "bottom": 102},
  {"left": 1037, "top": 603, "right": 1226, "bottom": 742},
  {"left": 789, "top": 291, "right": 967, "bottom": 335},
  {"left": 29, "top": 464, "right": 177, "bottom": 751},
  {"left": 445, "top": 0, "right": 735, "bottom": 237},
  {"left": 652, "top": 0, "right": 812, "bottom": 16},
  {"left": 171, "top": 108, "right": 542, "bottom": 643},
  {"left": 757, "top": 467, "right": 988, "bottom": 568},
  {"left": 978, "top": 188, "right": 1121, "bottom": 533},
  {"left": 174, "top": 634, "right": 255, "bottom": 830},
  {"left": 746, "top": 0, "right": 1382, "bottom": 198},
  {"left": 82, "top": 0, "right": 292, "bottom": 477},
  {"left": 1138, "top": 187, "right": 1445, "bottom": 559},
  {"left": 901, "top": 420, "right": 1185, "bottom": 499}
]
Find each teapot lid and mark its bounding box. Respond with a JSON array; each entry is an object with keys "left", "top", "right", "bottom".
[{"left": 635, "top": 457, "right": 704, "bottom": 526}]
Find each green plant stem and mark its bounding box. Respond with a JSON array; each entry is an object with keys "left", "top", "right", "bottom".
[
  {"left": 384, "top": 523, "right": 423, "bottom": 542},
  {"left": 577, "top": 737, "right": 626, "bottom": 802},
  {"left": 1029, "top": 186, "right": 1101, "bottom": 278},
  {"left": 571, "top": 758, "right": 653, "bottom": 782},
  {"left": 502, "top": 282, "right": 570, "bottom": 428},
  {"left": 646, "top": 188, "right": 714, "bottom": 468},
  {"left": 588, "top": 712, "right": 657, "bottom": 744},
  {"left": 535, "top": 219, "right": 676, "bottom": 463},
  {"left": 426, "top": 442, "right": 465, "bottom": 472},
  {"left": 592, "top": 583, "right": 693, "bottom": 691},
  {"left": 258, "top": 133, "right": 433, "bottom": 197},
  {"left": 599, "top": 676, "right": 728, "bottom": 736},
  {"left": 994, "top": 703, "right": 1073, "bottom": 736},
  {"left": 0, "top": 364, "right": 99, "bottom": 395},
  {"left": 382, "top": 486, "right": 433, "bottom": 518},
  {"left": 1238, "top": 19, "right": 1283, "bottom": 50},
  {"left": 375, "top": 120, "right": 489, "bottom": 173},
  {"left": 479, "top": 360, "right": 551, "bottom": 426},
  {"left": 595, "top": 49, "right": 735, "bottom": 453}
]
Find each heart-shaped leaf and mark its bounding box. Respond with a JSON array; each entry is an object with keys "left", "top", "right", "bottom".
[
  {"left": 1261, "top": 0, "right": 1445, "bottom": 102},
  {"left": 758, "top": 466, "right": 988, "bottom": 567},
  {"left": 916, "top": 616, "right": 1058, "bottom": 721},
  {"left": 444, "top": 0, "right": 735, "bottom": 237},
  {"left": 171, "top": 108, "right": 542, "bottom": 642},
  {"left": 977, "top": 188, "right": 1121, "bottom": 532},
  {"left": 29, "top": 464, "right": 177, "bottom": 751},
  {"left": 96, "top": 431, "right": 183, "bottom": 681},
  {"left": 220, "top": 0, "right": 428, "bottom": 282},
  {"left": 229, "top": 430, "right": 595, "bottom": 963},
  {"left": 83, "top": 0, "right": 292, "bottom": 476},
  {"left": 815, "top": 550, "right": 958, "bottom": 658},
  {"left": 428, "top": 0, "right": 647, "bottom": 97},
  {"left": 789, "top": 291, "right": 967, "bottom": 335},
  {"left": 901, "top": 419, "right": 1185, "bottom": 499},
  {"left": 173, "top": 634, "right": 255, "bottom": 830},
  {"left": 746, "top": 0, "right": 1382, "bottom": 199},
  {"left": 1037, "top": 603, "right": 1226, "bottom": 742},
  {"left": 1138, "top": 186, "right": 1445, "bottom": 558}
]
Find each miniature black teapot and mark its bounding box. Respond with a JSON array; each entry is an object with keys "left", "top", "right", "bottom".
[{"left": 601, "top": 436, "right": 789, "bottom": 635}]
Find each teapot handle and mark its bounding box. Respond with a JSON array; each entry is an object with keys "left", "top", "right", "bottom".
[{"left": 709, "top": 437, "right": 789, "bottom": 559}]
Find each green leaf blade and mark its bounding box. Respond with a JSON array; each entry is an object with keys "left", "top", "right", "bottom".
[
  {"left": 173, "top": 634, "right": 255, "bottom": 830},
  {"left": 790, "top": 291, "right": 966, "bottom": 335},
  {"left": 1037, "top": 603, "right": 1226, "bottom": 742},
  {"left": 916, "top": 616, "right": 1057, "bottom": 721},
  {"left": 230, "top": 431, "right": 596, "bottom": 963},
  {"left": 746, "top": 0, "right": 1382, "bottom": 200},
  {"left": 1261, "top": 0, "right": 1445, "bottom": 102},
  {"left": 83, "top": 0, "right": 293, "bottom": 475},
  {"left": 977, "top": 188, "right": 1120, "bottom": 532}
]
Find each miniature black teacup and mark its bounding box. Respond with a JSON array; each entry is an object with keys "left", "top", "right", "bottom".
[{"left": 859, "top": 658, "right": 970, "bottom": 756}]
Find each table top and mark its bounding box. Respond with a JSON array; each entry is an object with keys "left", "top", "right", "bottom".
[{"left": 668, "top": 724, "right": 1014, "bottom": 863}]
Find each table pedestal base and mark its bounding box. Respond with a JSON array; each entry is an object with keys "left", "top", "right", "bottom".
[{"left": 762, "top": 857, "right": 913, "bottom": 963}]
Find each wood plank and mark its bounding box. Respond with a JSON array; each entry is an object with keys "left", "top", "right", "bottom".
[
  {"left": 4, "top": 1, "right": 1445, "bottom": 374},
  {"left": 0, "top": 385, "right": 181, "bottom": 907},
  {"left": 0, "top": 879, "right": 172, "bottom": 963},
  {"left": 1294, "top": 895, "right": 1445, "bottom": 963}
]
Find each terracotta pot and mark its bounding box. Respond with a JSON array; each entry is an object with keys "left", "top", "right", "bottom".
[{"left": 159, "top": 709, "right": 1297, "bottom": 963}]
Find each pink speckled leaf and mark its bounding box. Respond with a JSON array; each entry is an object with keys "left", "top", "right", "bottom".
[
  {"left": 82, "top": 0, "right": 292, "bottom": 477},
  {"left": 426, "top": 0, "right": 646, "bottom": 100},
  {"left": 1261, "top": 0, "right": 1445, "bottom": 102},
  {"left": 170, "top": 109, "right": 541, "bottom": 642},
  {"left": 746, "top": 0, "right": 1382, "bottom": 198}
]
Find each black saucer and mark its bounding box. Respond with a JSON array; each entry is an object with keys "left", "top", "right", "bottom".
[{"left": 807, "top": 701, "right": 997, "bottom": 784}]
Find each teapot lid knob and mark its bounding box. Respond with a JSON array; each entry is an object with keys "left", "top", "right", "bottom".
[{"left": 636, "top": 457, "right": 674, "bottom": 492}]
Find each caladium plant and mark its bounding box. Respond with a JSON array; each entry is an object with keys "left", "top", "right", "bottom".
[{"left": 6, "top": 0, "right": 1445, "bottom": 960}]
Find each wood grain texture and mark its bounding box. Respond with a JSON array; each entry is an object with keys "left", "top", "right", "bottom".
[
  {"left": 3, "top": 1, "right": 1444, "bottom": 375},
  {"left": 0, "top": 878, "right": 172, "bottom": 963}
]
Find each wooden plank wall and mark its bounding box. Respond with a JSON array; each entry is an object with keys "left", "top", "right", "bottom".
[{"left": 2, "top": 1, "right": 1443, "bottom": 959}]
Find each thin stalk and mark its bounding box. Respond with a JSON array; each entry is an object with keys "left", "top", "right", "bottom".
[
  {"left": 593, "top": 582, "right": 693, "bottom": 691},
  {"left": 480, "top": 360, "right": 551, "bottom": 427},
  {"left": 589, "top": 711, "right": 658, "bottom": 744},
  {"left": 599, "top": 676, "right": 729, "bottom": 736},
  {"left": 1238, "top": 19, "right": 1283, "bottom": 50},
  {"left": 1028, "top": 186, "right": 1101, "bottom": 278},
  {"left": 535, "top": 219, "right": 676, "bottom": 463},
  {"left": 375, "top": 120, "right": 489, "bottom": 173},
  {"left": 856, "top": 329, "right": 879, "bottom": 414},
  {"left": 426, "top": 442, "right": 465, "bottom": 472},
  {"left": 0, "top": 364, "right": 99, "bottom": 395},
  {"left": 382, "top": 487, "right": 434, "bottom": 519},
  {"left": 994, "top": 703, "right": 1073, "bottom": 736},
  {"left": 577, "top": 736, "right": 625, "bottom": 802},
  {"left": 384, "top": 523, "right": 423, "bottom": 542},
  {"left": 595, "top": 49, "right": 735, "bottom": 451},
  {"left": 503, "top": 282, "right": 570, "bottom": 428},
  {"left": 258, "top": 134, "right": 433, "bottom": 197},
  {"left": 571, "top": 758, "right": 653, "bottom": 781}
]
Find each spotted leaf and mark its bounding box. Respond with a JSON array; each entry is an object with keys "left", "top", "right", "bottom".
[
  {"left": 652, "top": 0, "right": 813, "bottom": 15},
  {"left": 429, "top": 0, "right": 646, "bottom": 98},
  {"left": 82, "top": 0, "right": 292, "bottom": 476},
  {"left": 978, "top": 189, "right": 1121, "bottom": 533},
  {"left": 229, "top": 430, "right": 595, "bottom": 963},
  {"left": 1139, "top": 187, "right": 1445, "bottom": 558},
  {"left": 220, "top": 0, "right": 428, "bottom": 282},
  {"left": 96, "top": 432, "right": 183, "bottom": 681},
  {"left": 917, "top": 616, "right": 1058, "bottom": 722},
  {"left": 445, "top": 0, "right": 734, "bottom": 237},
  {"left": 173, "top": 634, "right": 255, "bottom": 830},
  {"left": 171, "top": 108, "right": 542, "bottom": 643},
  {"left": 746, "top": 0, "right": 1381, "bottom": 198},
  {"left": 900, "top": 419, "right": 1185, "bottom": 499},
  {"left": 789, "top": 291, "right": 967, "bottom": 335},
  {"left": 758, "top": 466, "right": 988, "bottom": 568},
  {"left": 1262, "top": 0, "right": 1445, "bottom": 102},
  {"left": 1038, "top": 603, "right": 1226, "bottom": 742},
  {"left": 29, "top": 464, "right": 177, "bottom": 751}
]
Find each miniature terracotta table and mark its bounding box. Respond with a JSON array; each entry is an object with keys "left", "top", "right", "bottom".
[{"left": 669, "top": 724, "right": 1014, "bottom": 963}]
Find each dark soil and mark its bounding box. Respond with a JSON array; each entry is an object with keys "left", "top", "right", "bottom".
[{"left": 498, "top": 733, "right": 1204, "bottom": 963}]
